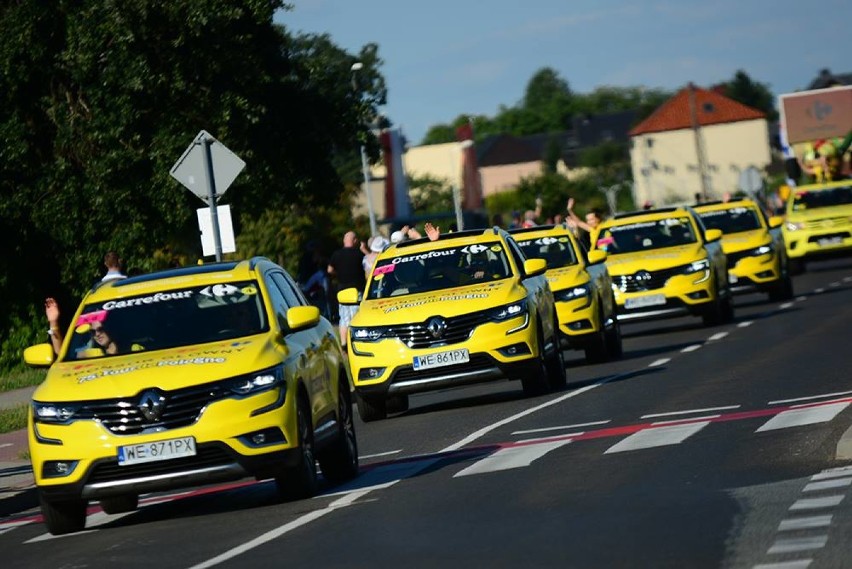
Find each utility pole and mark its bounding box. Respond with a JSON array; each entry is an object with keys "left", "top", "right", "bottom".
[
  {"left": 688, "top": 83, "right": 712, "bottom": 201},
  {"left": 351, "top": 62, "right": 378, "bottom": 236}
]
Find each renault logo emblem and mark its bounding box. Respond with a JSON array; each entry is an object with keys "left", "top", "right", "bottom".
[
  {"left": 138, "top": 390, "right": 166, "bottom": 422},
  {"left": 426, "top": 317, "right": 447, "bottom": 339}
]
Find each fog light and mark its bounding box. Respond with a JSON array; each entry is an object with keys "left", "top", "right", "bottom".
[
  {"left": 239, "top": 428, "right": 286, "bottom": 448},
  {"left": 498, "top": 343, "right": 530, "bottom": 357},
  {"left": 252, "top": 433, "right": 266, "bottom": 445},
  {"left": 757, "top": 271, "right": 774, "bottom": 278},
  {"left": 42, "top": 460, "right": 78, "bottom": 479},
  {"left": 687, "top": 291, "right": 709, "bottom": 300},
  {"left": 567, "top": 320, "right": 592, "bottom": 331},
  {"left": 358, "top": 367, "right": 386, "bottom": 380}
]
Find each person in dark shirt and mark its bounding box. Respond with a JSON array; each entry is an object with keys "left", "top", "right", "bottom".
[{"left": 327, "top": 231, "right": 366, "bottom": 347}]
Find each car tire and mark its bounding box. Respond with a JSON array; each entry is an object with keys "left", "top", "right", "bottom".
[
  {"left": 788, "top": 257, "right": 805, "bottom": 275},
  {"left": 584, "top": 305, "right": 610, "bottom": 363},
  {"left": 604, "top": 309, "right": 623, "bottom": 359},
  {"left": 356, "top": 392, "right": 387, "bottom": 422},
  {"left": 317, "top": 380, "right": 359, "bottom": 484},
  {"left": 40, "top": 492, "right": 87, "bottom": 535},
  {"left": 768, "top": 271, "right": 794, "bottom": 302},
  {"left": 100, "top": 494, "right": 138, "bottom": 515},
  {"left": 702, "top": 278, "right": 725, "bottom": 327},
  {"left": 522, "top": 325, "right": 550, "bottom": 396},
  {"left": 276, "top": 392, "right": 319, "bottom": 501},
  {"left": 545, "top": 312, "right": 567, "bottom": 389}
]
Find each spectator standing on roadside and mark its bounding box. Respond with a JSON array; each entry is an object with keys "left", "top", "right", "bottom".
[
  {"left": 362, "top": 235, "right": 389, "bottom": 277},
  {"left": 521, "top": 197, "right": 543, "bottom": 228},
  {"left": 101, "top": 251, "right": 126, "bottom": 282},
  {"left": 566, "top": 198, "right": 604, "bottom": 251},
  {"left": 328, "top": 231, "right": 366, "bottom": 348}
]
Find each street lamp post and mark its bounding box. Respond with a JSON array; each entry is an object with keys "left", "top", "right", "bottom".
[{"left": 351, "top": 62, "right": 378, "bottom": 236}]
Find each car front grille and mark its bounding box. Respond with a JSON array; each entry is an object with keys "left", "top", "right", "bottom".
[
  {"left": 804, "top": 217, "right": 850, "bottom": 230},
  {"left": 382, "top": 311, "right": 492, "bottom": 349},
  {"left": 86, "top": 444, "right": 235, "bottom": 484},
  {"left": 75, "top": 382, "right": 232, "bottom": 436},
  {"left": 613, "top": 265, "right": 684, "bottom": 293}
]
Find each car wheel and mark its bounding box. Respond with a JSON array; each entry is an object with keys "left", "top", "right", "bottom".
[
  {"left": 545, "top": 312, "right": 567, "bottom": 389},
  {"left": 317, "top": 380, "right": 359, "bottom": 484},
  {"left": 702, "top": 279, "right": 725, "bottom": 327},
  {"left": 768, "top": 271, "right": 794, "bottom": 302},
  {"left": 40, "top": 492, "right": 87, "bottom": 535},
  {"left": 522, "top": 325, "right": 550, "bottom": 396},
  {"left": 356, "top": 392, "right": 387, "bottom": 422},
  {"left": 100, "top": 494, "right": 138, "bottom": 515},
  {"left": 276, "top": 393, "right": 319, "bottom": 501},
  {"left": 788, "top": 257, "right": 805, "bottom": 275},
  {"left": 584, "top": 305, "right": 609, "bottom": 363},
  {"left": 604, "top": 309, "right": 623, "bottom": 359}
]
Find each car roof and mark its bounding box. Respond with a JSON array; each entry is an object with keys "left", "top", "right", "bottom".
[
  {"left": 693, "top": 198, "right": 760, "bottom": 212},
  {"left": 382, "top": 226, "right": 508, "bottom": 256},
  {"left": 600, "top": 206, "right": 696, "bottom": 228}
]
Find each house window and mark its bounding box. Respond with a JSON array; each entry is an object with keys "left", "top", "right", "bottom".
[
  {"left": 646, "top": 138, "right": 654, "bottom": 148},
  {"left": 703, "top": 102, "right": 715, "bottom": 113}
]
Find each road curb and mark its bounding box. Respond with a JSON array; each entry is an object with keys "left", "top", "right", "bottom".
[{"left": 837, "top": 423, "right": 852, "bottom": 460}]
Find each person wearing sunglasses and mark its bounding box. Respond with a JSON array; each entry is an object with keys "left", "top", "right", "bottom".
[{"left": 88, "top": 321, "right": 120, "bottom": 355}]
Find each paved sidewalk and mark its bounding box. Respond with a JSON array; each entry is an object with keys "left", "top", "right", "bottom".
[{"left": 0, "top": 386, "right": 36, "bottom": 518}]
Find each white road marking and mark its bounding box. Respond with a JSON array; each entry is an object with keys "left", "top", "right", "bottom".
[
  {"left": 680, "top": 344, "right": 702, "bottom": 352},
  {"left": 767, "top": 535, "right": 827, "bottom": 554},
  {"left": 651, "top": 415, "right": 720, "bottom": 426},
  {"left": 789, "top": 495, "right": 845, "bottom": 511},
  {"left": 756, "top": 403, "right": 849, "bottom": 432},
  {"left": 708, "top": 332, "right": 728, "bottom": 341},
  {"left": 753, "top": 561, "right": 811, "bottom": 569},
  {"left": 648, "top": 358, "right": 670, "bottom": 367},
  {"left": 769, "top": 391, "right": 852, "bottom": 405},
  {"left": 0, "top": 520, "right": 31, "bottom": 536},
  {"left": 815, "top": 288, "right": 825, "bottom": 294},
  {"left": 359, "top": 449, "right": 402, "bottom": 460},
  {"left": 795, "top": 296, "right": 807, "bottom": 302},
  {"left": 737, "top": 320, "right": 753, "bottom": 328},
  {"left": 829, "top": 282, "right": 840, "bottom": 287},
  {"left": 26, "top": 510, "right": 135, "bottom": 543},
  {"left": 803, "top": 478, "right": 852, "bottom": 492},
  {"left": 454, "top": 440, "right": 571, "bottom": 477},
  {"left": 440, "top": 376, "right": 614, "bottom": 453},
  {"left": 844, "top": 276, "right": 852, "bottom": 283},
  {"left": 812, "top": 466, "right": 852, "bottom": 480},
  {"left": 188, "top": 491, "right": 369, "bottom": 569},
  {"left": 780, "top": 302, "right": 794, "bottom": 309},
  {"left": 603, "top": 421, "right": 709, "bottom": 454},
  {"left": 641, "top": 405, "right": 739, "bottom": 419},
  {"left": 512, "top": 420, "right": 610, "bottom": 435},
  {"left": 778, "top": 515, "right": 832, "bottom": 531}
]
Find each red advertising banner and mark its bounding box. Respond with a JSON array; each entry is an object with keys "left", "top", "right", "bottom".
[{"left": 780, "top": 86, "right": 852, "bottom": 145}]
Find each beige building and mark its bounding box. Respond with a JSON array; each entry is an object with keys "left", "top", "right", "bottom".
[{"left": 630, "top": 85, "right": 771, "bottom": 206}]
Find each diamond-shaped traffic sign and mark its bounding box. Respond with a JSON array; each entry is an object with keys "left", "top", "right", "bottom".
[{"left": 170, "top": 130, "right": 245, "bottom": 204}]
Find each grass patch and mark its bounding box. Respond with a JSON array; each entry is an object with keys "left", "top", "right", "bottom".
[
  {"left": 0, "top": 368, "right": 45, "bottom": 393},
  {"left": 0, "top": 403, "right": 28, "bottom": 434}
]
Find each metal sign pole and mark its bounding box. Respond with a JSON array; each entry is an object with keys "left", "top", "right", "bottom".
[{"left": 201, "top": 136, "right": 223, "bottom": 262}]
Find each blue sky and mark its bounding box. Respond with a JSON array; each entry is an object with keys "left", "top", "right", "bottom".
[{"left": 278, "top": 0, "right": 850, "bottom": 145}]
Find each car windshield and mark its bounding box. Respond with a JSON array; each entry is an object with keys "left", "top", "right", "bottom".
[
  {"left": 698, "top": 206, "right": 762, "bottom": 234},
  {"left": 366, "top": 242, "right": 512, "bottom": 299},
  {"left": 515, "top": 236, "right": 579, "bottom": 269},
  {"left": 792, "top": 185, "right": 852, "bottom": 211},
  {"left": 64, "top": 281, "right": 268, "bottom": 361},
  {"left": 595, "top": 216, "right": 697, "bottom": 254}
]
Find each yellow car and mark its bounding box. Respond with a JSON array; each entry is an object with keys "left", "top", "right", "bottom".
[
  {"left": 509, "top": 224, "right": 622, "bottom": 363},
  {"left": 590, "top": 206, "right": 734, "bottom": 326},
  {"left": 23, "top": 258, "right": 358, "bottom": 535},
  {"left": 338, "top": 227, "right": 565, "bottom": 422},
  {"left": 781, "top": 180, "right": 852, "bottom": 273},
  {"left": 694, "top": 198, "right": 794, "bottom": 301}
]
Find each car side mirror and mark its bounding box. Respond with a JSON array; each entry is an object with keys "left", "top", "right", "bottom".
[
  {"left": 23, "top": 343, "right": 55, "bottom": 368},
  {"left": 286, "top": 305, "right": 321, "bottom": 332},
  {"left": 337, "top": 287, "right": 360, "bottom": 306},
  {"left": 523, "top": 258, "right": 547, "bottom": 277},
  {"left": 586, "top": 250, "right": 607, "bottom": 265},
  {"left": 705, "top": 228, "right": 723, "bottom": 243},
  {"left": 768, "top": 216, "right": 784, "bottom": 229}
]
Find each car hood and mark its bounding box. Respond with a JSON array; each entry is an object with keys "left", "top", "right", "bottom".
[
  {"left": 720, "top": 229, "right": 770, "bottom": 253},
  {"left": 355, "top": 279, "right": 525, "bottom": 324},
  {"left": 787, "top": 203, "right": 852, "bottom": 223},
  {"left": 545, "top": 265, "right": 589, "bottom": 291},
  {"left": 604, "top": 244, "right": 705, "bottom": 275},
  {"left": 35, "top": 334, "right": 282, "bottom": 402}
]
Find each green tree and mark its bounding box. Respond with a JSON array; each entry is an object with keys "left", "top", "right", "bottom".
[{"left": 721, "top": 70, "right": 778, "bottom": 121}]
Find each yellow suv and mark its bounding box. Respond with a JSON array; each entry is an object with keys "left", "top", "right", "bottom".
[
  {"left": 694, "top": 198, "right": 794, "bottom": 301},
  {"left": 23, "top": 258, "right": 358, "bottom": 535},
  {"left": 337, "top": 227, "right": 565, "bottom": 422},
  {"left": 590, "top": 207, "right": 734, "bottom": 326},
  {"left": 781, "top": 180, "right": 852, "bottom": 273},
  {"left": 509, "top": 224, "right": 622, "bottom": 363}
]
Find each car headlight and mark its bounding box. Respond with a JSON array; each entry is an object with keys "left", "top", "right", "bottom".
[
  {"left": 785, "top": 221, "right": 803, "bottom": 232},
  {"left": 350, "top": 326, "right": 384, "bottom": 342},
  {"left": 748, "top": 244, "right": 773, "bottom": 257},
  {"left": 489, "top": 300, "right": 528, "bottom": 321},
  {"left": 684, "top": 259, "right": 710, "bottom": 274},
  {"left": 228, "top": 366, "right": 284, "bottom": 396},
  {"left": 33, "top": 402, "right": 81, "bottom": 424},
  {"left": 554, "top": 284, "right": 590, "bottom": 302}
]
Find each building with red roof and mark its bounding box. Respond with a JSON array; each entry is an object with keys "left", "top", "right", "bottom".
[{"left": 629, "top": 83, "right": 771, "bottom": 206}]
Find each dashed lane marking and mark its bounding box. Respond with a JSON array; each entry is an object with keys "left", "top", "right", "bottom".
[
  {"left": 803, "top": 478, "right": 852, "bottom": 492},
  {"left": 512, "top": 420, "right": 610, "bottom": 435},
  {"left": 648, "top": 358, "right": 670, "bottom": 367},
  {"left": 767, "top": 535, "right": 828, "bottom": 554},
  {"left": 641, "top": 405, "right": 740, "bottom": 419},
  {"left": 454, "top": 439, "right": 573, "bottom": 477},
  {"left": 708, "top": 332, "right": 728, "bottom": 341},
  {"left": 778, "top": 515, "right": 832, "bottom": 531},
  {"left": 756, "top": 402, "right": 849, "bottom": 432},
  {"left": 603, "top": 421, "right": 710, "bottom": 454},
  {"left": 789, "top": 495, "right": 845, "bottom": 511},
  {"left": 681, "top": 344, "right": 702, "bottom": 352}
]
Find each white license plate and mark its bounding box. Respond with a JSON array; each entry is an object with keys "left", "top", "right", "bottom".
[
  {"left": 625, "top": 294, "right": 666, "bottom": 309},
  {"left": 817, "top": 236, "right": 842, "bottom": 247},
  {"left": 413, "top": 348, "right": 470, "bottom": 371},
  {"left": 118, "top": 436, "right": 196, "bottom": 466}
]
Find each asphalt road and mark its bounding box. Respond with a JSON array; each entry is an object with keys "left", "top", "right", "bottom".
[{"left": 3, "top": 256, "right": 852, "bottom": 569}]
